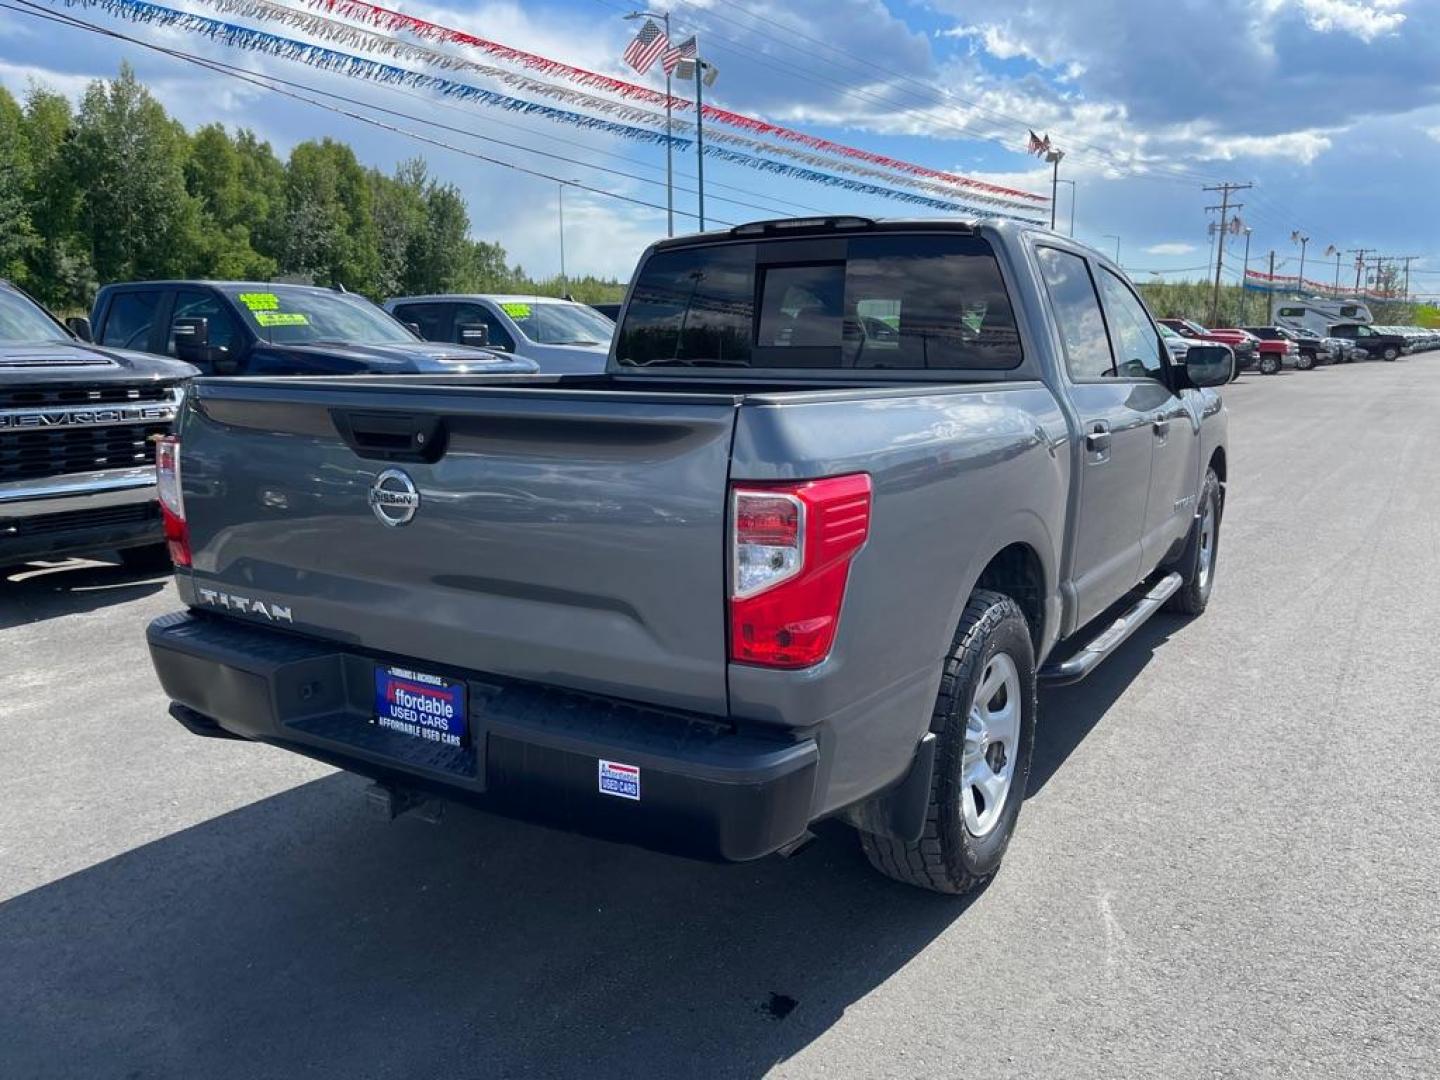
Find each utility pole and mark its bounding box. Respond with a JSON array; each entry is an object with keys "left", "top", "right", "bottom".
[
  {"left": 1203, "top": 180, "right": 1250, "bottom": 324},
  {"left": 1056, "top": 178, "right": 1076, "bottom": 236},
  {"left": 1348, "top": 248, "right": 1373, "bottom": 295},
  {"left": 1241, "top": 227, "right": 1253, "bottom": 324},
  {"left": 1267, "top": 250, "right": 1276, "bottom": 323},
  {"left": 1333, "top": 249, "right": 1342, "bottom": 296},
  {"left": 1103, "top": 234, "right": 1121, "bottom": 264},
  {"left": 1294, "top": 234, "right": 1310, "bottom": 294},
  {"left": 1400, "top": 256, "right": 1419, "bottom": 302}
]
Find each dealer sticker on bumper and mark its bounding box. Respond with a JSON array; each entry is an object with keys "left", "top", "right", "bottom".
[
  {"left": 598, "top": 759, "right": 641, "bottom": 801},
  {"left": 373, "top": 665, "right": 467, "bottom": 747}
]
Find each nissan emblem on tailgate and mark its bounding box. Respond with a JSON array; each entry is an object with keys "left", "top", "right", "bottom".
[{"left": 369, "top": 468, "right": 420, "bottom": 527}]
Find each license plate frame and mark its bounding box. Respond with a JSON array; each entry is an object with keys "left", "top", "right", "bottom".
[{"left": 372, "top": 665, "right": 469, "bottom": 748}]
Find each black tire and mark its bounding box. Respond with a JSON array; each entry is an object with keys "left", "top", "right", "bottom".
[
  {"left": 860, "top": 590, "right": 1037, "bottom": 895},
  {"left": 1259, "top": 354, "right": 1281, "bottom": 375},
  {"left": 117, "top": 543, "right": 173, "bottom": 573},
  {"left": 1166, "top": 469, "right": 1222, "bottom": 616},
  {"left": 1383, "top": 346, "right": 1399, "bottom": 361},
  {"left": 1296, "top": 351, "right": 1315, "bottom": 371}
]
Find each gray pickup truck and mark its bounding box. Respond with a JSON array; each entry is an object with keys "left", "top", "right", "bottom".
[{"left": 145, "top": 218, "right": 1231, "bottom": 895}]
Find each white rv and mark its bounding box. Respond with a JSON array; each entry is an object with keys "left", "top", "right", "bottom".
[{"left": 1273, "top": 298, "right": 1373, "bottom": 337}]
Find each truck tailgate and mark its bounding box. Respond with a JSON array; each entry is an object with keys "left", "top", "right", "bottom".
[{"left": 180, "top": 381, "right": 738, "bottom": 716}]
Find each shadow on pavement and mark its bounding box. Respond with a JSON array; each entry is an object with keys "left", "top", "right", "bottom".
[
  {"left": 0, "top": 771, "right": 977, "bottom": 1079},
  {"left": 1029, "top": 613, "right": 1183, "bottom": 795},
  {"left": 0, "top": 558, "right": 169, "bottom": 630}
]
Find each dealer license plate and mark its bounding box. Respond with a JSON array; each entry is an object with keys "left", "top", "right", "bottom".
[{"left": 372, "top": 665, "right": 468, "bottom": 747}]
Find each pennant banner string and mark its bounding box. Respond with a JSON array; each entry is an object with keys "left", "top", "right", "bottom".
[
  {"left": 58, "top": 0, "right": 1046, "bottom": 220},
  {"left": 168, "top": 0, "right": 1042, "bottom": 213},
  {"left": 110, "top": 0, "right": 1040, "bottom": 210},
  {"left": 298, "top": 0, "right": 1047, "bottom": 204}
]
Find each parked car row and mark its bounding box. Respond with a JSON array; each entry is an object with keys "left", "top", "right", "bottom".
[{"left": 1159, "top": 314, "right": 1440, "bottom": 374}]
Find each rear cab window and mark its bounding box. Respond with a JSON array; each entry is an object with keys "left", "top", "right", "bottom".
[{"left": 615, "top": 233, "right": 1022, "bottom": 371}]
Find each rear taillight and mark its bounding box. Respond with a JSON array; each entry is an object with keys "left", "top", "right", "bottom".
[
  {"left": 730, "top": 474, "right": 872, "bottom": 668},
  {"left": 155, "top": 435, "right": 190, "bottom": 568}
]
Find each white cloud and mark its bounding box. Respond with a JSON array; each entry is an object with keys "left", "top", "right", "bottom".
[
  {"left": 1290, "top": 0, "right": 1407, "bottom": 41},
  {"left": 1146, "top": 242, "right": 1199, "bottom": 255}
]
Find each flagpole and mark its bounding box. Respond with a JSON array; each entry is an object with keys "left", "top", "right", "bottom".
[
  {"left": 1050, "top": 155, "right": 1059, "bottom": 231},
  {"left": 694, "top": 39, "right": 706, "bottom": 231},
  {"left": 663, "top": 12, "right": 673, "bottom": 237}
]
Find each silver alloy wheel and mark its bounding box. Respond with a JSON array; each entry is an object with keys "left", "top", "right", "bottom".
[
  {"left": 961, "top": 652, "right": 1021, "bottom": 838},
  {"left": 1198, "top": 495, "right": 1216, "bottom": 592}
]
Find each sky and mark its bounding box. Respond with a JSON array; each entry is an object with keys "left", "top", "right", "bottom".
[{"left": 2, "top": 0, "right": 1439, "bottom": 295}]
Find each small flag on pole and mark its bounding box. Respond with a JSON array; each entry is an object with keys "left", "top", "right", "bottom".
[
  {"left": 663, "top": 34, "right": 697, "bottom": 76},
  {"left": 623, "top": 19, "right": 669, "bottom": 74},
  {"left": 1027, "top": 129, "right": 1049, "bottom": 156}
]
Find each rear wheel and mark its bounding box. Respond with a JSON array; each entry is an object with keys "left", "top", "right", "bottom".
[
  {"left": 860, "top": 590, "right": 1037, "bottom": 895},
  {"left": 1259, "top": 354, "right": 1281, "bottom": 375},
  {"left": 1383, "top": 346, "right": 1399, "bottom": 361},
  {"left": 1296, "top": 351, "right": 1315, "bottom": 371}
]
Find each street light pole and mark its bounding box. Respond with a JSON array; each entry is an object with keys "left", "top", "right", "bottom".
[
  {"left": 1103, "top": 233, "right": 1120, "bottom": 264},
  {"left": 558, "top": 181, "right": 566, "bottom": 291},
  {"left": 1295, "top": 234, "right": 1310, "bottom": 295}
]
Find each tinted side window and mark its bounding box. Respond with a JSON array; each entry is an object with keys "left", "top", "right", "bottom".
[
  {"left": 393, "top": 303, "right": 451, "bottom": 343},
  {"left": 1097, "top": 269, "right": 1165, "bottom": 380},
  {"left": 100, "top": 291, "right": 163, "bottom": 350},
  {"left": 169, "top": 289, "right": 241, "bottom": 360},
  {"left": 1037, "top": 247, "right": 1113, "bottom": 380},
  {"left": 454, "top": 304, "right": 514, "bottom": 351}
]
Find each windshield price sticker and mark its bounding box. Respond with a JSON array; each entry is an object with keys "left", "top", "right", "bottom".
[
  {"left": 255, "top": 312, "right": 310, "bottom": 327},
  {"left": 238, "top": 292, "right": 279, "bottom": 311},
  {"left": 500, "top": 302, "right": 532, "bottom": 319},
  {"left": 372, "top": 666, "right": 467, "bottom": 746}
]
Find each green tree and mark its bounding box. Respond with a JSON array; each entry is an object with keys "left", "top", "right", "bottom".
[
  {"left": 19, "top": 86, "right": 95, "bottom": 309},
  {"left": 185, "top": 123, "right": 280, "bottom": 279},
  {"left": 280, "top": 139, "right": 380, "bottom": 293},
  {"left": 68, "top": 64, "right": 201, "bottom": 283},
  {"left": 0, "top": 87, "right": 36, "bottom": 282},
  {"left": 370, "top": 160, "right": 427, "bottom": 299}
]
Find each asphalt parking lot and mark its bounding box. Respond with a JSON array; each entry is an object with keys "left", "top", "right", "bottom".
[{"left": 2, "top": 358, "right": 1438, "bottom": 1079}]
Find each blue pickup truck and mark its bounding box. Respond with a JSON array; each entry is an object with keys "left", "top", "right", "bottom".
[{"left": 144, "top": 217, "right": 1231, "bottom": 895}]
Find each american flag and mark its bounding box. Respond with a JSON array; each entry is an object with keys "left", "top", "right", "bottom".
[
  {"left": 662, "top": 35, "right": 697, "bottom": 76},
  {"left": 623, "top": 19, "right": 669, "bottom": 74}
]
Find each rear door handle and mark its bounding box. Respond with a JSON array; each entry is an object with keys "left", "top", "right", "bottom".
[
  {"left": 1151, "top": 418, "right": 1170, "bottom": 435},
  {"left": 1085, "top": 423, "right": 1112, "bottom": 453}
]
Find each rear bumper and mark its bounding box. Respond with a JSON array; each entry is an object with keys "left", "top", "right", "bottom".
[{"left": 146, "top": 612, "right": 819, "bottom": 861}]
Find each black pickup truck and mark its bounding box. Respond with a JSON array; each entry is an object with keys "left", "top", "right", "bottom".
[
  {"left": 88, "top": 281, "right": 540, "bottom": 377},
  {"left": 1, "top": 281, "right": 194, "bottom": 567}
]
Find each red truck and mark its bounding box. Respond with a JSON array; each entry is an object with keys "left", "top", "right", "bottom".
[{"left": 1159, "top": 318, "right": 1261, "bottom": 375}]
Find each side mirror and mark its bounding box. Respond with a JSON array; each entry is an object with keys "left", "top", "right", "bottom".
[
  {"left": 403, "top": 321, "right": 423, "bottom": 338},
  {"left": 172, "top": 316, "right": 209, "bottom": 362},
  {"left": 66, "top": 316, "right": 93, "bottom": 342},
  {"left": 1185, "top": 345, "right": 1234, "bottom": 388},
  {"left": 456, "top": 322, "right": 489, "bottom": 347}
]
